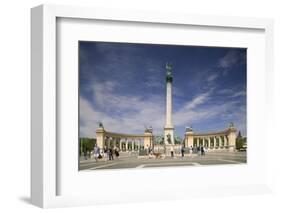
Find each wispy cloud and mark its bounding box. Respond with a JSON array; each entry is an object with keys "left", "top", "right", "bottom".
[
  {"left": 80, "top": 81, "right": 246, "bottom": 137},
  {"left": 80, "top": 80, "right": 165, "bottom": 137},
  {"left": 218, "top": 50, "right": 240, "bottom": 69},
  {"left": 217, "top": 49, "right": 246, "bottom": 76},
  {"left": 231, "top": 91, "right": 246, "bottom": 98},
  {"left": 207, "top": 73, "right": 219, "bottom": 82},
  {"left": 217, "top": 88, "right": 233, "bottom": 95}
]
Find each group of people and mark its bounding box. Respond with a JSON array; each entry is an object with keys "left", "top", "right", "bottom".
[
  {"left": 188, "top": 145, "right": 206, "bottom": 157},
  {"left": 91, "top": 144, "right": 207, "bottom": 161},
  {"left": 170, "top": 145, "right": 206, "bottom": 158},
  {"left": 145, "top": 144, "right": 206, "bottom": 159},
  {"left": 93, "top": 144, "right": 120, "bottom": 162}
]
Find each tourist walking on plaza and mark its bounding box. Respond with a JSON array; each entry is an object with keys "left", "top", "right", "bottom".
[
  {"left": 93, "top": 144, "right": 100, "bottom": 162},
  {"left": 197, "top": 146, "right": 201, "bottom": 156},
  {"left": 189, "top": 145, "right": 193, "bottom": 157},
  {"left": 181, "top": 145, "right": 185, "bottom": 158},
  {"left": 145, "top": 145, "right": 149, "bottom": 155},
  {"left": 114, "top": 147, "right": 119, "bottom": 159},
  {"left": 170, "top": 146, "right": 174, "bottom": 158},
  {"left": 103, "top": 146, "right": 108, "bottom": 162},
  {"left": 201, "top": 146, "right": 205, "bottom": 156},
  {"left": 109, "top": 147, "right": 114, "bottom": 161}
]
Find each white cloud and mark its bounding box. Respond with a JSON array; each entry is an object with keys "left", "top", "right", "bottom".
[
  {"left": 218, "top": 50, "right": 240, "bottom": 69},
  {"left": 173, "top": 94, "right": 238, "bottom": 128},
  {"left": 207, "top": 73, "right": 218, "bottom": 82},
  {"left": 217, "top": 88, "right": 233, "bottom": 95},
  {"left": 231, "top": 91, "right": 246, "bottom": 98},
  {"left": 80, "top": 80, "right": 246, "bottom": 138},
  {"left": 183, "top": 92, "right": 210, "bottom": 110},
  {"left": 80, "top": 80, "right": 166, "bottom": 137}
]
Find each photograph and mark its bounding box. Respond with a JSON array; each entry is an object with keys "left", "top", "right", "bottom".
[{"left": 78, "top": 41, "right": 247, "bottom": 171}]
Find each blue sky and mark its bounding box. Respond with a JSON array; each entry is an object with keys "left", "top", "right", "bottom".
[{"left": 79, "top": 41, "right": 246, "bottom": 139}]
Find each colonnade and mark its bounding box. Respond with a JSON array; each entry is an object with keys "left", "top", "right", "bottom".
[
  {"left": 192, "top": 135, "right": 229, "bottom": 149},
  {"left": 96, "top": 124, "right": 237, "bottom": 152},
  {"left": 103, "top": 137, "right": 144, "bottom": 151},
  {"left": 96, "top": 126, "right": 153, "bottom": 152},
  {"left": 185, "top": 124, "right": 237, "bottom": 151}
]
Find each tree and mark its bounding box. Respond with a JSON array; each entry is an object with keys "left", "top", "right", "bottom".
[
  {"left": 237, "top": 131, "right": 242, "bottom": 140},
  {"left": 80, "top": 138, "right": 96, "bottom": 156},
  {"left": 236, "top": 137, "right": 244, "bottom": 150},
  {"left": 236, "top": 130, "right": 246, "bottom": 150}
]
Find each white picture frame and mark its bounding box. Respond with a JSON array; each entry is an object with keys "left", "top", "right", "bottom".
[{"left": 31, "top": 4, "right": 274, "bottom": 208}]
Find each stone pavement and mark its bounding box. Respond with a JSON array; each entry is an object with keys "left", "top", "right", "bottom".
[{"left": 79, "top": 151, "right": 247, "bottom": 171}]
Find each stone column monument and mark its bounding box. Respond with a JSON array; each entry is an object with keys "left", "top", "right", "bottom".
[
  {"left": 96, "top": 122, "right": 105, "bottom": 149},
  {"left": 144, "top": 127, "right": 153, "bottom": 149},
  {"left": 185, "top": 127, "right": 194, "bottom": 147},
  {"left": 227, "top": 122, "right": 237, "bottom": 151},
  {"left": 164, "top": 63, "right": 175, "bottom": 145}
]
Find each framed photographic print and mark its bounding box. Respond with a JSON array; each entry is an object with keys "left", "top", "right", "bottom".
[{"left": 31, "top": 4, "right": 274, "bottom": 208}]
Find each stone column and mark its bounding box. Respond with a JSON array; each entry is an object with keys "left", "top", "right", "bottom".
[
  {"left": 185, "top": 130, "right": 194, "bottom": 147},
  {"left": 164, "top": 63, "right": 174, "bottom": 145},
  {"left": 96, "top": 127, "right": 105, "bottom": 149},
  {"left": 214, "top": 137, "right": 217, "bottom": 148},
  {"left": 224, "top": 136, "right": 228, "bottom": 148},
  {"left": 228, "top": 127, "right": 237, "bottom": 151},
  {"left": 125, "top": 139, "right": 128, "bottom": 151},
  {"left": 222, "top": 136, "right": 225, "bottom": 148},
  {"left": 166, "top": 80, "right": 173, "bottom": 128},
  {"left": 119, "top": 139, "right": 122, "bottom": 151},
  {"left": 133, "top": 139, "right": 136, "bottom": 151},
  {"left": 138, "top": 139, "right": 140, "bottom": 151},
  {"left": 144, "top": 131, "right": 153, "bottom": 149}
]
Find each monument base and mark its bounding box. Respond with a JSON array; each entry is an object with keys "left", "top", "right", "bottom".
[
  {"left": 164, "top": 127, "right": 174, "bottom": 145},
  {"left": 228, "top": 146, "right": 235, "bottom": 151},
  {"left": 164, "top": 144, "right": 181, "bottom": 157}
]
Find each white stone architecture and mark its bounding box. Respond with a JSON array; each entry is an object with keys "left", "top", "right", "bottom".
[
  {"left": 164, "top": 63, "right": 175, "bottom": 145},
  {"left": 184, "top": 123, "right": 237, "bottom": 151},
  {"left": 96, "top": 123, "right": 153, "bottom": 151}
]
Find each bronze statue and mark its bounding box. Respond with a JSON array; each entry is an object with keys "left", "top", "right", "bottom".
[
  {"left": 229, "top": 122, "right": 234, "bottom": 128},
  {"left": 98, "top": 121, "right": 104, "bottom": 128},
  {"left": 165, "top": 62, "right": 173, "bottom": 82},
  {"left": 167, "top": 133, "right": 172, "bottom": 144}
]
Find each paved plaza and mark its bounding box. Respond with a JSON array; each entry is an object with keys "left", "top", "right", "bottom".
[{"left": 79, "top": 151, "right": 247, "bottom": 171}]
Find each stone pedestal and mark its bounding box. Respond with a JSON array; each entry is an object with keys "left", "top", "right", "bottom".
[
  {"left": 185, "top": 130, "right": 194, "bottom": 147},
  {"left": 144, "top": 131, "right": 153, "bottom": 149},
  {"left": 227, "top": 126, "right": 237, "bottom": 151},
  {"left": 164, "top": 127, "right": 174, "bottom": 145},
  {"left": 96, "top": 127, "right": 105, "bottom": 149},
  {"left": 165, "top": 144, "right": 175, "bottom": 157}
]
